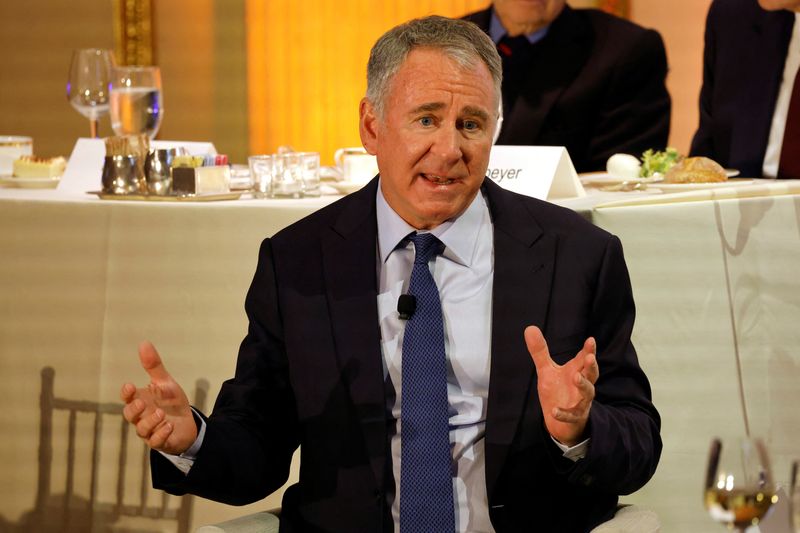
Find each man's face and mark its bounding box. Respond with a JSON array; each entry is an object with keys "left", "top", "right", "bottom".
[
  {"left": 493, "top": 0, "right": 567, "bottom": 36},
  {"left": 359, "top": 48, "right": 498, "bottom": 230},
  {"left": 758, "top": 0, "right": 800, "bottom": 10}
]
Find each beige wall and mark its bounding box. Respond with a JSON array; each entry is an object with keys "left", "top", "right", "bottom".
[
  {"left": 0, "top": 1, "right": 115, "bottom": 159},
  {"left": 630, "top": 0, "right": 713, "bottom": 153},
  {"left": 0, "top": 0, "right": 249, "bottom": 163},
  {"left": 0, "top": 1, "right": 710, "bottom": 165}
]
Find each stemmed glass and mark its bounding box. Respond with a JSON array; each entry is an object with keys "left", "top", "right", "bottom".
[
  {"left": 791, "top": 461, "right": 800, "bottom": 532},
  {"left": 66, "top": 49, "right": 115, "bottom": 138},
  {"left": 109, "top": 65, "right": 164, "bottom": 139},
  {"left": 704, "top": 437, "right": 778, "bottom": 532}
]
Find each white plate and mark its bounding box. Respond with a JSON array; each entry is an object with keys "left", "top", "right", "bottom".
[
  {"left": 328, "top": 181, "right": 366, "bottom": 195},
  {"left": 653, "top": 179, "right": 754, "bottom": 192},
  {"left": 725, "top": 168, "right": 740, "bottom": 178},
  {"left": 579, "top": 173, "right": 660, "bottom": 186},
  {"left": 0, "top": 175, "right": 60, "bottom": 189},
  {"left": 580, "top": 168, "right": 741, "bottom": 186}
]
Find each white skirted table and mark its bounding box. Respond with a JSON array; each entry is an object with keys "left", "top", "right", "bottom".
[{"left": 1, "top": 180, "right": 799, "bottom": 532}]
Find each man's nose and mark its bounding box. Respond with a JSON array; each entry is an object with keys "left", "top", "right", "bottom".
[{"left": 430, "top": 124, "right": 463, "bottom": 163}]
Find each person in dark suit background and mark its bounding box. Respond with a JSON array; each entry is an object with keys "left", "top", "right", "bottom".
[
  {"left": 690, "top": 0, "right": 800, "bottom": 178},
  {"left": 463, "top": 0, "right": 671, "bottom": 173},
  {"left": 120, "top": 15, "right": 661, "bottom": 532}
]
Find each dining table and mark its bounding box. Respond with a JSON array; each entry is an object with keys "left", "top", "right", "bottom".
[{"left": 1, "top": 176, "right": 799, "bottom": 532}]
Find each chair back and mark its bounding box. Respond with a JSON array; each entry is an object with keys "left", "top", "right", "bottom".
[{"left": 33, "top": 366, "right": 208, "bottom": 533}]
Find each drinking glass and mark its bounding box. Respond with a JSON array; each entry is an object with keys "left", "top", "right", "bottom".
[
  {"left": 109, "top": 66, "right": 164, "bottom": 139},
  {"left": 704, "top": 437, "right": 778, "bottom": 532},
  {"left": 791, "top": 461, "right": 800, "bottom": 532},
  {"left": 271, "top": 152, "right": 305, "bottom": 198},
  {"left": 66, "top": 49, "right": 115, "bottom": 138},
  {"left": 248, "top": 155, "right": 274, "bottom": 199}
]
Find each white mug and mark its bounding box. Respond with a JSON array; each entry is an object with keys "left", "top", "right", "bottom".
[
  {"left": 0, "top": 136, "right": 33, "bottom": 175},
  {"left": 334, "top": 147, "right": 378, "bottom": 184}
]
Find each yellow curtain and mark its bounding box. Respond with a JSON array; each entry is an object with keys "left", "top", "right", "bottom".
[{"left": 245, "top": 0, "right": 490, "bottom": 164}]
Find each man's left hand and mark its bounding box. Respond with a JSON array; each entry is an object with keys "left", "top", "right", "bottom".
[{"left": 524, "top": 325, "right": 599, "bottom": 447}]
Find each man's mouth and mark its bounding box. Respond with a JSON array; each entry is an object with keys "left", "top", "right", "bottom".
[{"left": 422, "top": 173, "right": 457, "bottom": 185}]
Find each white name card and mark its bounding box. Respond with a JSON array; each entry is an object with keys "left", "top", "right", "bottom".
[
  {"left": 486, "top": 145, "right": 585, "bottom": 201},
  {"left": 58, "top": 138, "right": 218, "bottom": 194}
]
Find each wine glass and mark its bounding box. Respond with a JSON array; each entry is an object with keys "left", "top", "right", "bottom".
[
  {"left": 109, "top": 66, "right": 164, "bottom": 139},
  {"left": 791, "top": 461, "right": 800, "bottom": 532},
  {"left": 704, "top": 437, "right": 778, "bottom": 532},
  {"left": 66, "top": 49, "right": 115, "bottom": 138}
]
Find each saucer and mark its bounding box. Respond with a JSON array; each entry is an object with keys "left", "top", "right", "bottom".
[{"left": 329, "top": 181, "right": 366, "bottom": 195}]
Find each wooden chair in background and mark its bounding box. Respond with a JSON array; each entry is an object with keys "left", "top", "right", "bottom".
[{"left": 25, "top": 366, "right": 209, "bottom": 533}]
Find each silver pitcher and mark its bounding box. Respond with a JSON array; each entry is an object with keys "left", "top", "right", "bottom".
[
  {"left": 144, "top": 148, "right": 184, "bottom": 195},
  {"left": 101, "top": 155, "right": 146, "bottom": 195}
]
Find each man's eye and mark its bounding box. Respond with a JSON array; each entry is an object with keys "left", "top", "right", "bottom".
[
  {"left": 419, "top": 116, "right": 434, "bottom": 127},
  {"left": 463, "top": 120, "right": 481, "bottom": 131}
]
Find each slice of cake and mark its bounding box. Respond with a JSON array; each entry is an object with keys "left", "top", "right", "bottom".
[{"left": 12, "top": 156, "right": 67, "bottom": 178}]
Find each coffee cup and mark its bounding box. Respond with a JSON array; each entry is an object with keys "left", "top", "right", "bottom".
[
  {"left": 0, "top": 136, "right": 33, "bottom": 175},
  {"left": 334, "top": 147, "right": 378, "bottom": 184}
]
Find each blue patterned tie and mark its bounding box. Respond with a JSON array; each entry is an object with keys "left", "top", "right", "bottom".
[{"left": 399, "top": 232, "right": 455, "bottom": 533}]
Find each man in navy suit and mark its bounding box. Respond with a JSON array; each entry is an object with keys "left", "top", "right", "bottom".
[
  {"left": 690, "top": 0, "right": 800, "bottom": 177},
  {"left": 121, "top": 15, "right": 660, "bottom": 532},
  {"left": 463, "top": 0, "right": 671, "bottom": 173}
]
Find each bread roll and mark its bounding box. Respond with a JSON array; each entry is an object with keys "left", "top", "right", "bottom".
[{"left": 664, "top": 157, "right": 727, "bottom": 183}]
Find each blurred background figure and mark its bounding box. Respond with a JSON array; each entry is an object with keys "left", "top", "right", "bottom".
[
  {"left": 690, "top": 0, "right": 800, "bottom": 178},
  {"left": 463, "top": 0, "right": 671, "bottom": 173}
]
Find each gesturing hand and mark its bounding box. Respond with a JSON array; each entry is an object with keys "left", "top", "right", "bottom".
[
  {"left": 525, "top": 326, "right": 599, "bottom": 447},
  {"left": 120, "top": 341, "right": 197, "bottom": 455}
]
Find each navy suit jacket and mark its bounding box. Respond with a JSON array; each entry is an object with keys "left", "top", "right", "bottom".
[
  {"left": 152, "top": 178, "right": 661, "bottom": 532},
  {"left": 464, "top": 6, "right": 671, "bottom": 173},
  {"left": 690, "top": 0, "right": 795, "bottom": 177}
]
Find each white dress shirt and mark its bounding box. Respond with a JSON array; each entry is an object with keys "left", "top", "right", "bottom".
[
  {"left": 762, "top": 13, "right": 800, "bottom": 178},
  {"left": 376, "top": 185, "right": 496, "bottom": 533}
]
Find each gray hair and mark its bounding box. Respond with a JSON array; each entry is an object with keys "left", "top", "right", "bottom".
[{"left": 365, "top": 15, "right": 502, "bottom": 117}]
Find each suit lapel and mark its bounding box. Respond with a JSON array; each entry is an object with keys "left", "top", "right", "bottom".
[
  {"left": 321, "top": 179, "right": 387, "bottom": 490},
  {"left": 482, "top": 181, "right": 557, "bottom": 498}
]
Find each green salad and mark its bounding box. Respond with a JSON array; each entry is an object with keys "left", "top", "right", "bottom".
[{"left": 640, "top": 148, "right": 682, "bottom": 177}]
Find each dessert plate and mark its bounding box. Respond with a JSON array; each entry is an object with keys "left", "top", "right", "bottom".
[{"left": 0, "top": 175, "right": 60, "bottom": 189}]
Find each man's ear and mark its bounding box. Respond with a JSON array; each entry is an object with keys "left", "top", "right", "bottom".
[{"left": 359, "top": 98, "right": 379, "bottom": 155}]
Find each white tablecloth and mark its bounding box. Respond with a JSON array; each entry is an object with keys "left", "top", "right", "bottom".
[{"left": 1, "top": 181, "right": 799, "bottom": 532}]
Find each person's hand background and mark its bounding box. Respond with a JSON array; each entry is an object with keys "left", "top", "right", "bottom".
[
  {"left": 120, "top": 341, "right": 197, "bottom": 455},
  {"left": 525, "top": 326, "right": 599, "bottom": 447}
]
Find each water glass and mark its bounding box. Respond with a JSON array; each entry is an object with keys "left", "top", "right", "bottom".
[
  {"left": 0, "top": 136, "right": 33, "bottom": 175},
  {"left": 110, "top": 66, "right": 164, "bottom": 139},
  {"left": 272, "top": 153, "right": 305, "bottom": 198},
  {"left": 248, "top": 155, "right": 274, "bottom": 199},
  {"left": 296, "top": 151, "right": 320, "bottom": 197}
]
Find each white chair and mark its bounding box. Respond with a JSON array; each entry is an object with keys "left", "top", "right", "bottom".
[
  {"left": 196, "top": 510, "right": 280, "bottom": 533},
  {"left": 196, "top": 504, "right": 659, "bottom": 532},
  {"left": 590, "top": 505, "right": 661, "bottom": 533}
]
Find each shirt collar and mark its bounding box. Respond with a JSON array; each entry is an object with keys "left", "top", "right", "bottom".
[
  {"left": 376, "top": 180, "right": 488, "bottom": 268},
  {"left": 489, "top": 8, "right": 550, "bottom": 45}
]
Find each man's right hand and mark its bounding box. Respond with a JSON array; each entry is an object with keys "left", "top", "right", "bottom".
[{"left": 121, "top": 341, "right": 198, "bottom": 455}]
